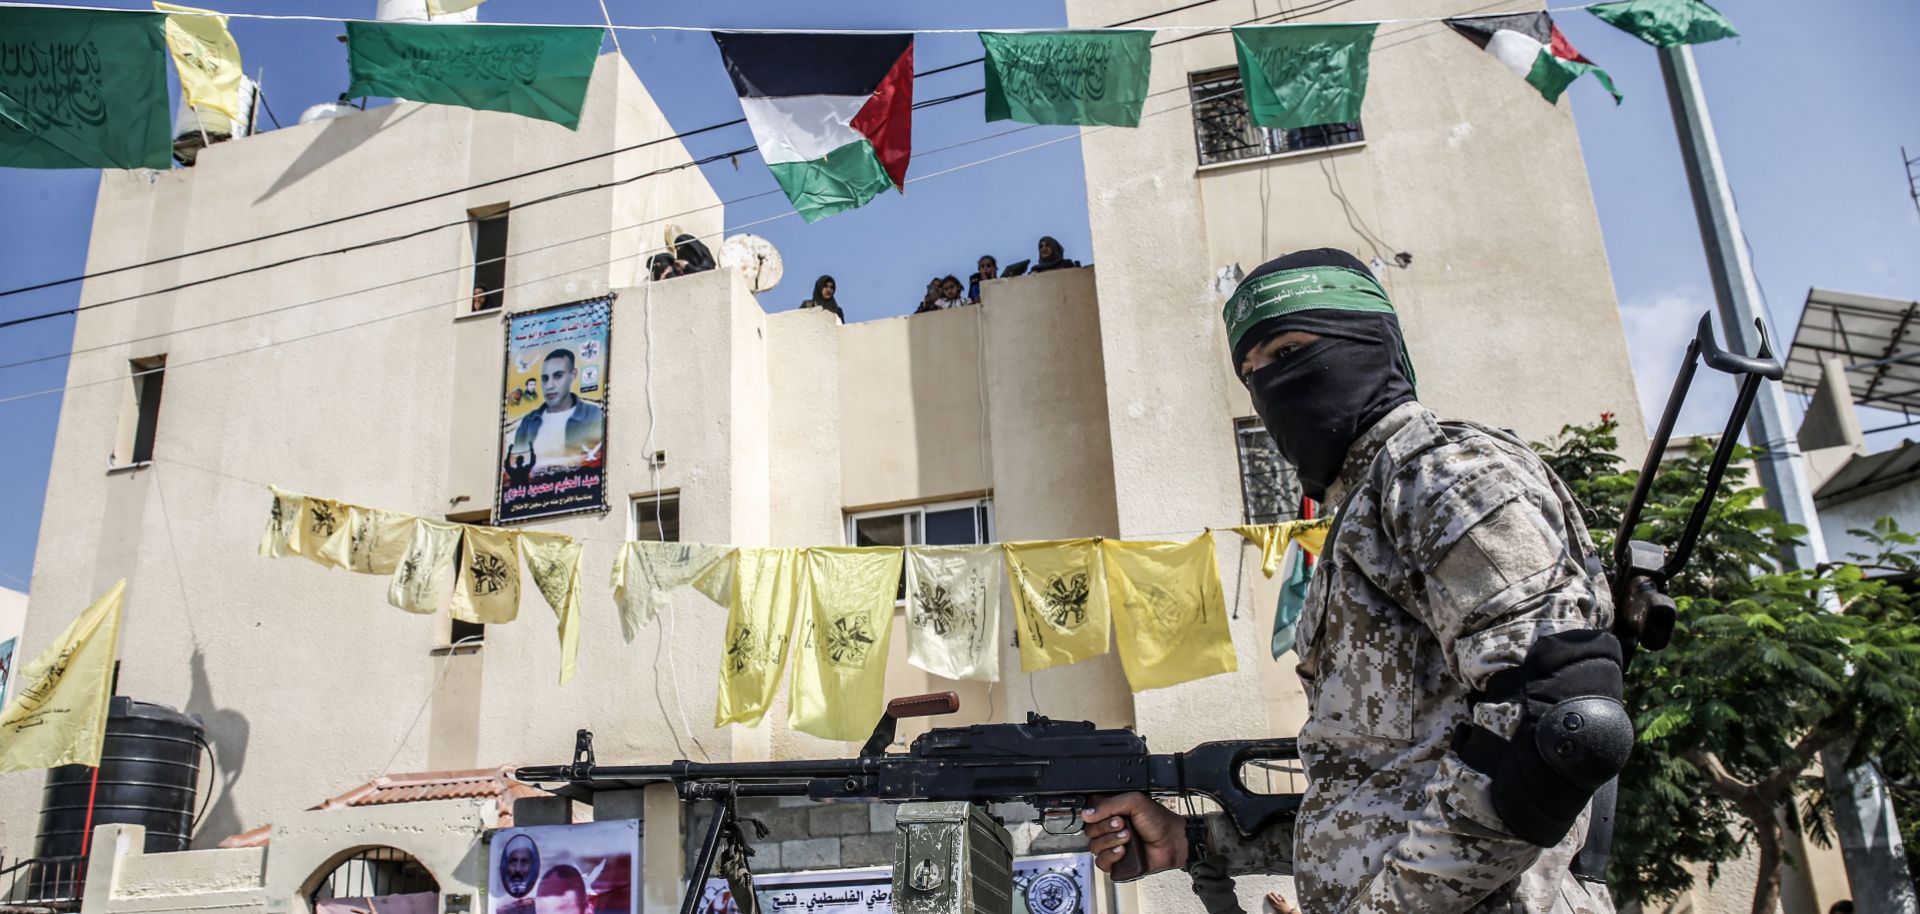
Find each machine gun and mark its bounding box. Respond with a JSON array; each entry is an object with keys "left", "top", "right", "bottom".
[
  {"left": 516, "top": 692, "right": 1301, "bottom": 913},
  {"left": 1571, "top": 312, "right": 1785, "bottom": 882}
]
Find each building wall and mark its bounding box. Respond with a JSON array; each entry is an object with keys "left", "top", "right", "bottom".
[
  {"left": 1820, "top": 480, "right": 1920, "bottom": 562},
  {"left": 0, "top": 54, "right": 723, "bottom": 858}
]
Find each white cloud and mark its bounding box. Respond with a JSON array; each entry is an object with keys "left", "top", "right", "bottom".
[{"left": 1618, "top": 290, "right": 1742, "bottom": 439}]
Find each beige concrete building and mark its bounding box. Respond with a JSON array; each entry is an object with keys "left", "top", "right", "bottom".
[{"left": 3, "top": 3, "right": 1845, "bottom": 911}]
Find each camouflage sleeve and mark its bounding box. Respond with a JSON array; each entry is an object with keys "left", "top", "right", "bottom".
[
  {"left": 1348, "top": 438, "right": 1608, "bottom": 913},
  {"left": 1198, "top": 811, "right": 1294, "bottom": 876}
]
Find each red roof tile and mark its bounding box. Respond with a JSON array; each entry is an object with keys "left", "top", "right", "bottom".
[{"left": 219, "top": 766, "right": 551, "bottom": 848}]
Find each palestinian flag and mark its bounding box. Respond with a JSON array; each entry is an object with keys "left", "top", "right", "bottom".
[
  {"left": 1446, "top": 13, "right": 1621, "bottom": 105},
  {"left": 712, "top": 32, "right": 913, "bottom": 223}
]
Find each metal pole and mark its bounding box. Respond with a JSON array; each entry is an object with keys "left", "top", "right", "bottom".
[{"left": 1659, "top": 44, "right": 1917, "bottom": 913}]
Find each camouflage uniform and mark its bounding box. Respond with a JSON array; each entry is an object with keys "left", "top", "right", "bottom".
[{"left": 1199, "top": 401, "right": 1616, "bottom": 914}]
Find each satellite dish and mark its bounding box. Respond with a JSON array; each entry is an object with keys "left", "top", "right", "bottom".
[{"left": 719, "top": 234, "right": 784, "bottom": 294}]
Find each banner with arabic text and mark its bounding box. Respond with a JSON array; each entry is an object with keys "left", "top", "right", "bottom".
[{"left": 497, "top": 296, "right": 612, "bottom": 523}]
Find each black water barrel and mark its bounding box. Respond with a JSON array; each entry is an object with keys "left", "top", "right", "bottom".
[{"left": 34, "top": 698, "right": 204, "bottom": 856}]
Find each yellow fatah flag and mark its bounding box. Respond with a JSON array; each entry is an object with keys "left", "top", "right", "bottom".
[
  {"left": 451, "top": 526, "right": 522, "bottom": 624},
  {"left": 295, "top": 497, "right": 349, "bottom": 568},
  {"left": 388, "top": 519, "right": 461, "bottom": 614},
  {"left": 1231, "top": 518, "right": 1333, "bottom": 577},
  {"left": 1103, "top": 537, "right": 1236, "bottom": 691},
  {"left": 612, "top": 541, "right": 733, "bottom": 642},
  {"left": 425, "top": 0, "right": 486, "bottom": 15},
  {"left": 321, "top": 505, "right": 416, "bottom": 575},
  {"left": 1004, "top": 539, "right": 1111, "bottom": 672},
  {"left": 789, "top": 547, "right": 902, "bottom": 742},
  {"left": 0, "top": 581, "right": 126, "bottom": 774},
  {"left": 521, "top": 531, "right": 582, "bottom": 685},
  {"left": 155, "top": 3, "right": 244, "bottom": 123},
  {"left": 257, "top": 486, "right": 305, "bottom": 558},
  {"left": 704, "top": 548, "right": 804, "bottom": 727}
]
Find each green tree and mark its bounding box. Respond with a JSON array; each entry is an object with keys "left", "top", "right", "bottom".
[{"left": 1533, "top": 417, "right": 1920, "bottom": 914}]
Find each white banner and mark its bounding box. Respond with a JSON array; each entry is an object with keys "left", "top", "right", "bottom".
[{"left": 694, "top": 852, "right": 1098, "bottom": 914}]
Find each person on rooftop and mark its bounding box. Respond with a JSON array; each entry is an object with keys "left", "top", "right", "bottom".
[
  {"left": 934, "top": 275, "right": 967, "bottom": 309},
  {"left": 800, "top": 275, "right": 845, "bottom": 322},
  {"left": 915, "top": 277, "right": 945, "bottom": 314},
  {"left": 1029, "top": 235, "right": 1080, "bottom": 273},
  {"left": 672, "top": 234, "right": 716, "bottom": 274},
  {"left": 967, "top": 255, "right": 997, "bottom": 302},
  {"left": 648, "top": 253, "right": 683, "bottom": 282}
]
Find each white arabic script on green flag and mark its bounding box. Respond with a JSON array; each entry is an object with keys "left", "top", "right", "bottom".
[
  {"left": 0, "top": 8, "right": 172, "bottom": 170},
  {"left": 345, "top": 21, "right": 604, "bottom": 129},
  {"left": 1231, "top": 23, "right": 1377, "bottom": 131},
  {"left": 979, "top": 30, "right": 1152, "bottom": 128}
]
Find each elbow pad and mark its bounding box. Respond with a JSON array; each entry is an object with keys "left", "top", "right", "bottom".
[{"left": 1451, "top": 629, "right": 1632, "bottom": 848}]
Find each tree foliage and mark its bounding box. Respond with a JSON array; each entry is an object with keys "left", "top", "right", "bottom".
[{"left": 1533, "top": 417, "right": 1920, "bottom": 913}]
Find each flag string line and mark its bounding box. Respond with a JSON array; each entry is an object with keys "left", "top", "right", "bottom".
[
  {"left": 0, "top": 0, "right": 1246, "bottom": 302},
  {"left": 0, "top": 0, "right": 1618, "bottom": 31},
  {"left": 0, "top": 0, "right": 1547, "bottom": 306},
  {"left": 0, "top": 0, "right": 1365, "bottom": 325},
  {"left": 0, "top": 79, "right": 1267, "bottom": 405}
]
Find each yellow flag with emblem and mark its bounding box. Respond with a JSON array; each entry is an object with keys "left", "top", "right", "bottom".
[
  {"left": 1104, "top": 537, "right": 1236, "bottom": 691},
  {"left": 155, "top": 3, "right": 245, "bottom": 122},
  {"left": 451, "top": 526, "right": 522, "bottom": 624},
  {"left": 1231, "top": 517, "right": 1333, "bottom": 577},
  {"left": 520, "top": 531, "right": 582, "bottom": 685},
  {"left": 256, "top": 486, "right": 305, "bottom": 559},
  {"left": 700, "top": 548, "right": 805, "bottom": 727},
  {"left": 1004, "top": 539, "right": 1110, "bottom": 672},
  {"left": 788, "top": 547, "right": 902, "bottom": 742},
  {"left": 0, "top": 581, "right": 126, "bottom": 774}
]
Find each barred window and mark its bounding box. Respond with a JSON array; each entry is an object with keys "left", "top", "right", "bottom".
[
  {"left": 1189, "top": 66, "right": 1364, "bottom": 167},
  {"left": 1235, "top": 418, "right": 1302, "bottom": 525}
]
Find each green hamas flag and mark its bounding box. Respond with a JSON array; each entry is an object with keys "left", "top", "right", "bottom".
[
  {"left": 346, "top": 22, "right": 605, "bottom": 129},
  {"left": 0, "top": 8, "right": 172, "bottom": 170},
  {"left": 979, "top": 30, "right": 1152, "bottom": 128},
  {"left": 1231, "top": 24, "right": 1376, "bottom": 130},
  {"left": 1589, "top": 0, "right": 1739, "bottom": 47}
]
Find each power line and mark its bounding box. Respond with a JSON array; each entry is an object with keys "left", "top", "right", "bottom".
[
  {"left": 0, "top": 0, "right": 1366, "bottom": 358},
  {"left": 0, "top": 0, "right": 1250, "bottom": 303},
  {"left": 0, "top": 0, "right": 1365, "bottom": 335},
  {"left": 0, "top": 76, "right": 1251, "bottom": 407}
]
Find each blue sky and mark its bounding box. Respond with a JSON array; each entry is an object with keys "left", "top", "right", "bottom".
[{"left": 0, "top": 0, "right": 1916, "bottom": 591}]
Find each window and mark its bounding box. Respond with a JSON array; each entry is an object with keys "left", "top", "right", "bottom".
[
  {"left": 450, "top": 618, "right": 485, "bottom": 646},
  {"left": 1234, "top": 418, "right": 1302, "bottom": 524},
  {"left": 470, "top": 209, "right": 509, "bottom": 312},
  {"left": 1189, "top": 67, "right": 1363, "bottom": 167},
  {"left": 848, "top": 499, "right": 994, "bottom": 599},
  {"left": 847, "top": 499, "right": 993, "bottom": 549},
  {"left": 113, "top": 355, "right": 166, "bottom": 466},
  {"left": 630, "top": 491, "right": 681, "bottom": 542}
]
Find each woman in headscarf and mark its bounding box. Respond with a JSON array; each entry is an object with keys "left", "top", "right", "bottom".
[
  {"left": 800, "top": 275, "right": 845, "bottom": 322},
  {"left": 1030, "top": 235, "right": 1080, "bottom": 273},
  {"left": 673, "top": 234, "right": 716, "bottom": 274},
  {"left": 648, "top": 252, "right": 682, "bottom": 282}
]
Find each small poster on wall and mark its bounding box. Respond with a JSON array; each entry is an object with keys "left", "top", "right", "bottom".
[
  {"left": 496, "top": 296, "right": 613, "bottom": 524},
  {"left": 694, "top": 852, "right": 1100, "bottom": 914},
  {"left": 0, "top": 636, "right": 15, "bottom": 709},
  {"left": 489, "top": 820, "right": 639, "bottom": 914}
]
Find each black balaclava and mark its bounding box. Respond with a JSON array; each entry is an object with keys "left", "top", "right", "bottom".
[{"left": 1225, "top": 248, "right": 1417, "bottom": 501}]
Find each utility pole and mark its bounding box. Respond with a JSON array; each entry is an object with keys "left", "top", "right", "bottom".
[{"left": 1660, "top": 45, "right": 1918, "bottom": 912}]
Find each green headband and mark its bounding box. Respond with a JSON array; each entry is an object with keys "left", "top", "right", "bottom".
[{"left": 1222, "top": 265, "right": 1395, "bottom": 353}]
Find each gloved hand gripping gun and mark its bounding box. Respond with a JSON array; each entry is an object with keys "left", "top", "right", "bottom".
[
  {"left": 1570, "top": 313, "right": 1785, "bottom": 882},
  {"left": 515, "top": 692, "right": 1301, "bottom": 913}
]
